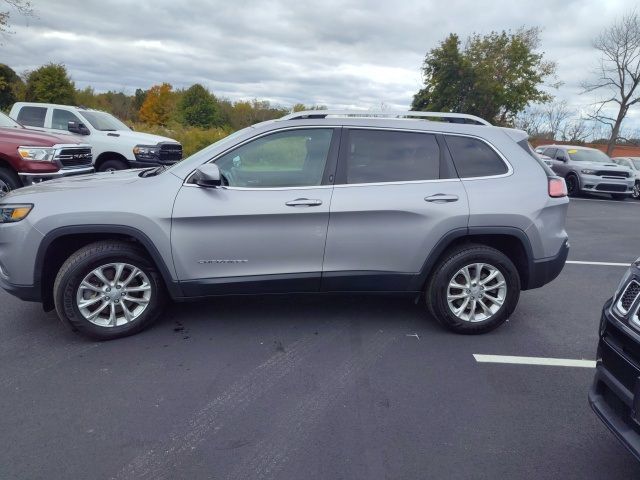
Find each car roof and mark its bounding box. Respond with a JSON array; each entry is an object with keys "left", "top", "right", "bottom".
[
  {"left": 537, "top": 144, "right": 598, "bottom": 151},
  {"left": 12, "top": 102, "right": 105, "bottom": 113}
]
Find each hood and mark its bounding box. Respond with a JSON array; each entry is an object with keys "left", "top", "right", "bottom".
[
  {"left": 0, "top": 127, "right": 82, "bottom": 147},
  {"left": 579, "top": 161, "right": 633, "bottom": 172},
  {"left": 5, "top": 169, "right": 144, "bottom": 198},
  {"left": 104, "top": 129, "right": 179, "bottom": 146}
]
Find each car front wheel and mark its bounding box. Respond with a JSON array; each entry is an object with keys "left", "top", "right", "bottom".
[
  {"left": 426, "top": 244, "right": 521, "bottom": 334},
  {"left": 53, "top": 241, "right": 166, "bottom": 340},
  {"left": 633, "top": 182, "right": 640, "bottom": 200},
  {"left": 565, "top": 173, "right": 579, "bottom": 197}
]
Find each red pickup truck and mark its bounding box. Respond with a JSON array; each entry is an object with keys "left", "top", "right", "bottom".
[{"left": 0, "top": 111, "right": 93, "bottom": 196}]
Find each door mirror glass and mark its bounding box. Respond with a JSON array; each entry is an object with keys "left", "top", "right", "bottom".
[
  {"left": 67, "top": 121, "right": 90, "bottom": 135},
  {"left": 193, "top": 164, "right": 222, "bottom": 188},
  {"left": 556, "top": 155, "right": 567, "bottom": 162}
]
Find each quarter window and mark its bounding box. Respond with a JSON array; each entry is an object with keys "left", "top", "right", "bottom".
[
  {"left": 214, "top": 129, "right": 333, "bottom": 188},
  {"left": 344, "top": 130, "right": 440, "bottom": 184},
  {"left": 52, "top": 109, "right": 83, "bottom": 131},
  {"left": 16, "top": 106, "right": 46, "bottom": 128},
  {"left": 445, "top": 136, "right": 508, "bottom": 178}
]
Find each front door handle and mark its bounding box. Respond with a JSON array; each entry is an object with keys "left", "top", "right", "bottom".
[
  {"left": 285, "top": 198, "right": 323, "bottom": 207},
  {"left": 425, "top": 193, "right": 459, "bottom": 203}
]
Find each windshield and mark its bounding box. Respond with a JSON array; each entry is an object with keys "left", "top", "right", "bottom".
[
  {"left": 78, "top": 110, "right": 130, "bottom": 131},
  {"left": 567, "top": 148, "right": 612, "bottom": 163},
  {"left": 0, "top": 111, "right": 22, "bottom": 129},
  {"left": 632, "top": 159, "right": 640, "bottom": 169}
]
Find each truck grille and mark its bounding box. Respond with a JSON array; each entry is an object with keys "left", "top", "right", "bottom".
[
  {"left": 597, "top": 170, "right": 629, "bottom": 178},
  {"left": 57, "top": 147, "right": 92, "bottom": 167},
  {"left": 596, "top": 184, "right": 627, "bottom": 192},
  {"left": 159, "top": 143, "right": 182, "bottom": 163}
]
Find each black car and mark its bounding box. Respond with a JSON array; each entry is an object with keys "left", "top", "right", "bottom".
[{"left": 590, "top": 258, "right": 640, "bottom": 460}]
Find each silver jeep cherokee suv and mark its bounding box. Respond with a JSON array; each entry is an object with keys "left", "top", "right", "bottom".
[{"left": 0, "top": 111, "right": 570, "bottom": 340}]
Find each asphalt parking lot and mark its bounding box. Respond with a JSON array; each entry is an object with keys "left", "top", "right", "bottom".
[{"left": 2, "top": 195, "right": 640, "bottom": 480}]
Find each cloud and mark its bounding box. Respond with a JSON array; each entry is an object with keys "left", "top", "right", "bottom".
[{"left": 2, "top": 0, "right": 637, "bottom": 129}]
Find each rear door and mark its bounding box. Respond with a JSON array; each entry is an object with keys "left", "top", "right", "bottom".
[
  {"left": 171, "top": 127, "right": 340, "bottom": 295},
  {"left": 322, "top": 128, "right": 469, "bottom": 291}
]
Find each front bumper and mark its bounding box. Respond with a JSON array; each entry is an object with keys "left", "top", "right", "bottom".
[
  {"left": 590, "top": 299, "right": 640, "bottom": 461},
  {"left": 578, "top": 173, "right": 634, "bottom": 195},
  {"left": 18, "top": 166, "right": 94, "bottom": 185}
]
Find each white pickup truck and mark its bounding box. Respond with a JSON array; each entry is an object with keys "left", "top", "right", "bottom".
[{"left": 10, "top": 102, "right": 183, "bottom": 172}]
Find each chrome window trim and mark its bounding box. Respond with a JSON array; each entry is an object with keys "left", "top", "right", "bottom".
[{"left": 183, "top": 125, "right": 513, "bottom": 190}]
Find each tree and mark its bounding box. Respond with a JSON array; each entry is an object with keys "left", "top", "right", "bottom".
[
  {"left": 138, "top": 83, "right": 174, "bottom": 126},
  {"left": 582, "top": 10, "right": 640, "bottom": 155},
  {"left": 24, "top": 63, "right": 75, "bottom": 104},
  {"left": 0, "top": 0, "right": 33, "bottom": 35},
  {"left": 412, "top": 28, "right": 557, "bottom": 125},
  {"left": 544, "top": 100, "right": 572, "bottom": 140},
  {"left": 179, "top": 84, "right": 221, "bottom": 128},
  {"left": 0, "top": 63, "right": 22, "bottom": 109}
]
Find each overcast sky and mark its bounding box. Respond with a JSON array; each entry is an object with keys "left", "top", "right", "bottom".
[{"left": 2, "top": 0, "right": 638, "bottom": 129}]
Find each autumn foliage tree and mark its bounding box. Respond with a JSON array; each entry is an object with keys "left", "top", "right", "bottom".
[{"left": 138, "top": 83, "right": 174, "bottom": 126}]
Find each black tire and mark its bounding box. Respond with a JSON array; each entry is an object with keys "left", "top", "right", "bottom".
[
  {"left": 611, "top": 194, "right": 627, "bottom": 201},
  {"left": 0, "top": 167, "right": 22, "bottom": 197},
  {"left": 565, "top": 173, "right": 580, "bottom": 197},
  {"left": 53, "top": 241, "right": 166, "bottom": 340},
  {"left": 426, "top": 244, "right": 521, "bottom": 334},
  {"left": 631, "top": 182, "right": 639, "bottom": 200},
  {"left": 98, "top": 159, "right": 128, "bottom": 172}
]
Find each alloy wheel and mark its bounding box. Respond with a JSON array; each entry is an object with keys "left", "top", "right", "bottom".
[
  {"left": 76, "top": 263, "right": 152, "bottom": 327},
  {"left": 446, "top": 263, "right": 507, "bottom": 322}
]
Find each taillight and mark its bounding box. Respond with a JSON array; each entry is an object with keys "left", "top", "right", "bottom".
[{"left": 548, "top": 177, "right": 567, "bottom": 198}]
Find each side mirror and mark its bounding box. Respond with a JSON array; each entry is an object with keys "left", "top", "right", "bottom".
[
  {"left": 556, "top": 156, "right": 567, "bottom": 162},
  {"left": 192, "top": 164, "right": 222, "bottom": 188},
  {"left": 68, "top": 121, "right": 90, "bottom": 135}
]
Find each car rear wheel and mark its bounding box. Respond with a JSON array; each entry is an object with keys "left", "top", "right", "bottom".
[
  {"left": 98, "top": 159, "right": 128, "bottom": 172},
  {"left": 426, "top": 244, "right": 521, "bottom": 334},
  {"left": 565, "top": 173, "right": 579, "bottom": 197},
  {"left": 0, "top": 167, "right": 21, "bottom": 197},
  {"left": 53, "top": 241, "right": 166, "bottom": 340}
]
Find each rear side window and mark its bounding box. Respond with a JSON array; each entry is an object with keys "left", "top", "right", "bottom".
[
  {"left": 445, "top": 135, "right": 508, "bottom": 178},
  {"left": 344, "top": 130, "right": 440, "bottom": 184},
  {"left": 16, "top": 106, "right": 47, "bottom": 128}
]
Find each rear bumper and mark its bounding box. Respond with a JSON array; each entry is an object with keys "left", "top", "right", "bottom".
[
  {"left": 590, "top": 300, "right": 640, "bottom": 461},
  {"left": 525, "top": 238, "right": 569, "bottom": 289}
]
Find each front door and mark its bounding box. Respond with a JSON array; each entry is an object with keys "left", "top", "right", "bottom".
[{"left": 171, "top": 127, "right": 340, "bottom": 296}]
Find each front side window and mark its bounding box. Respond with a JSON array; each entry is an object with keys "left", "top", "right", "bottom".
[
  {"left": 215, "top": 129, "right": 333, "bottom": 188},
  {"left": 445, "top": 135, "right": 508, "bottom": 178},
  {"left": 16, "top": 106, "right": 46, "bottom": 128},
  {"left": 52, "top": 109, "right": 83, "bottom": 131},
  {"left": 344, "top": 130, "right": 440, "bottom": 184}
]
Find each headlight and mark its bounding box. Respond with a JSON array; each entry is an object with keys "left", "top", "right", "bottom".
[
  {"left": 133, "top": 145, "right": 160, "bottom": 158},
  {"left": 634, "top": 257, "right": 640, "bottom": 268},
  {"left": 0, "top": 204, "right": 33, "bottom": 223},
  {"left": 18, "top": 146, "right": 56, "bottom": 162},
  {"left": 581, "top": 169, "right": 597, "bottom": 175}
]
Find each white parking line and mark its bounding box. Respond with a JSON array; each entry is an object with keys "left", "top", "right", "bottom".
[
  {"left": 571, "top": 197, "right": 639, "bottom": 205},
  {"left": 566, "top": 260, "right": 630, "bottom": 267},
  {"left": 473, "top": 354, "right": 596, "bottom": 368}
]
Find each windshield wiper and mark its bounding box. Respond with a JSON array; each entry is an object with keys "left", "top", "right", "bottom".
[{"left": 140, "top": 165, "right": 167, "bottom": 178}]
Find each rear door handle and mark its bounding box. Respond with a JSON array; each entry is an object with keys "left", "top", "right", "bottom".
[
  {"left": 425, "top": 194, "right": 459, "bottom": 203},
  {"left": 285, "top": 198, "right": 323, "bottom": 207}
]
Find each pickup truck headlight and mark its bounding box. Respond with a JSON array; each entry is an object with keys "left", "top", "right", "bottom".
[
  {"left": 18, "top": 146, "right": 56, "bottom": 162},
  {"left": 133, "top": 145, "right": 160, "bottom": 160},
  {"left": 0, "top": 204, "right": 33, "bottom": 223},
  {"left": 581, "top": 169, "right": 597, "bottom": 175}
]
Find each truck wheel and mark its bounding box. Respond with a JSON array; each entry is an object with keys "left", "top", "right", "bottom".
[
  {"left": 0, "top": 167, "right": 21, "bottom": 197},
  {"left": 53, "top": 241, "right": 166, "bottom": 340},
  {"left": 98, "top": 159, "right": 128, "bottom": 172},
  {"left": 565, "top": 173, "right": 579, "bottom": 197},
  {"left": 426, "top": 244, "right": 521, "bottom": 334}
]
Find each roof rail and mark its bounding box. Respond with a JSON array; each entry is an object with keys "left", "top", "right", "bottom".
[{"left": 278, "top": 110, "right": 491, "bottom": 126}]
